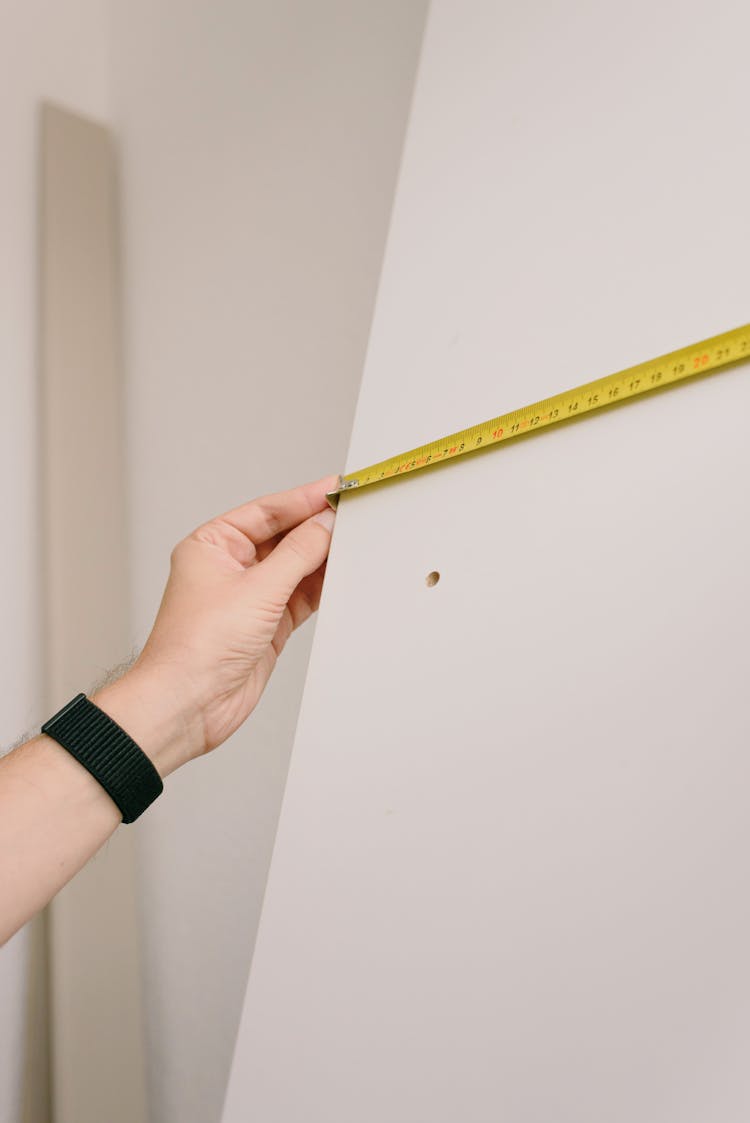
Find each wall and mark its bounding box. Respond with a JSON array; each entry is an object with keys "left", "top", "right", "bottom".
[
  {"left": 0, "top": 3, "right": 110, "bottom": 1119},
  {"left": 109, "top": 4, "right": 427, "bottom": 1121},
  {"left": 221, "top": 0, "right": 750, "bottom": 1115}
]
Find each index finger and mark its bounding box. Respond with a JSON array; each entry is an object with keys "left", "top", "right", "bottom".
[{"left": 218, "top": 474, "right": 340, "bottom": 544}]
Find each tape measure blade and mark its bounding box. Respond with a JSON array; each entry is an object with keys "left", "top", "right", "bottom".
[{"left": 329, "top": 323, "right": 750, "bottom": 500}]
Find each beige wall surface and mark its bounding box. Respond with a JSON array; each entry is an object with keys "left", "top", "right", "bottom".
[
  {"left": 40, "top": 103, "right": 148, "bottom": 1123},
  {"left": 0, "top": 4, "right": 109, "bottom": 1121},
  {"left": 222, "top": 0, "right": 750, "bottom": 1118},
  {"left": 110, "top": 4, "right": 427, "bottom": 1121}
]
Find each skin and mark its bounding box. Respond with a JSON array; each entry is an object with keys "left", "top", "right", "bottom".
[{"left": 0, "top": 473, "right": 339, "bottom": 946}]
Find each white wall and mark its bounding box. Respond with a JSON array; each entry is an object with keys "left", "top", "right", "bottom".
[
  {"left": 0, "top": 3, "right": 110, "bottom": 1119},
  {"left": 109, "top": 4, "right": 427, "bottom": 1121},
  {"left": 222, "top": 0, "right": 750, "bottom": 1117}
]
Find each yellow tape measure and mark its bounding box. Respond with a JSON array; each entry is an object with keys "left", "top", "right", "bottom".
[{"left": 326, "top": 322, "right": 750, "bottom": 507}]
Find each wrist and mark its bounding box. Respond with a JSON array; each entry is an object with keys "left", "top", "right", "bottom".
[{"left": 92, "top": 663, "right": 204, "bottom": 779}]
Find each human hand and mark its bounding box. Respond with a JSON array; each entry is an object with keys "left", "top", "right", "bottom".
[{"left": 93, "top": 474, "right": 339, "bottom": 776}]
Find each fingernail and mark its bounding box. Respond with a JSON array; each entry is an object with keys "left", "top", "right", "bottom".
[{"left": 313, "top": 508, "right": 336, "bottom": 533}]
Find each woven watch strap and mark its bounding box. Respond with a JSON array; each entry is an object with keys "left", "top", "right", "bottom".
[{"left": 41, "top": 693, "right": 163, "bottom": 823}]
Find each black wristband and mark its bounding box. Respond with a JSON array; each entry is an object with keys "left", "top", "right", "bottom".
[{"left": 42, "top": 693, "right": 163, "bottom": 824}]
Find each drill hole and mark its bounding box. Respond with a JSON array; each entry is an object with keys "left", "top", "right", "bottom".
[{"left": 425, "top": 571, "right": 440, "bottom": 587}]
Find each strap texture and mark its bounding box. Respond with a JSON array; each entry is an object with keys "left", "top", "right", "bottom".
[{"left": 42, "top": 693, "right": 163, "bottom": 823}]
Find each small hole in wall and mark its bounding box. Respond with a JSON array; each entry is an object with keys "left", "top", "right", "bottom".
[{"left": 425, "top": 571, "right": 440, "bottom": 587}]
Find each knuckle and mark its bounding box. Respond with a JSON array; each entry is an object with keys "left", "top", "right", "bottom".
[
  {"left": 169, "top": 539, "right": 188, "bottom": 567},
  {"left": 192, "top": 520, "right": 222, "bottom": 547},
  {"left": 282, "top": 533, "right": 311, "bottom": 566},
  {"left": 256, "top": 500, "right": 283, "bottom": 538}
]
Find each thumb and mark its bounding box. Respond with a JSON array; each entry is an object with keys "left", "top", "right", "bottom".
[{"left": 254, "top": 507, "right": 336, "bottom": 601}]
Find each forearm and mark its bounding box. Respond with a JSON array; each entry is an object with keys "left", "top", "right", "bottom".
[
  {"left": 0, "top": 731, "right": 121, "bottom": 943},
  {"left": 0, "top": 668, "right": 199, "bottom": 946}
]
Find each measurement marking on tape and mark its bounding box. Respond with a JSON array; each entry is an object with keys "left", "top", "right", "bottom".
[{"left": 326, "top": 323, "right": 750, "bottom": 508}]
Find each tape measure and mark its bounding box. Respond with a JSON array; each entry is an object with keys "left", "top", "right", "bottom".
[{"left": 326, "top": 322, "right": 750, "bottom": 508}]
